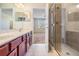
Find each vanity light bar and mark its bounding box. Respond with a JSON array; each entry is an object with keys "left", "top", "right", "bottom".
[{"left": 15, "top": 3, "right": 24, "bottom": 8}]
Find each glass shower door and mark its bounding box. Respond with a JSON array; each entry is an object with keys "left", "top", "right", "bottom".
[
  {"left": 49, "top": 4, "right": 62, "bottom": 55},
  {"left": 49, "top": 5, "right": 55, "bottom": 50}
]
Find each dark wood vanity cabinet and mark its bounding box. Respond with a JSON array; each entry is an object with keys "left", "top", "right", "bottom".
[
  {"left": 17, "top": 41, "right": 26, "bottom": 56},
  {"left": 27, "top": 33, "right": 30, "bottom": 51},
  {"left": 0, "top": 44, "right": 9, "bottom": 56},
  {"left": 29, "top": 32, "right": 32, "bottom": 46},
  {"left": 0, "top": 31, "right": 32, "bottom": 56},
  {"left": 8, "top": 48, "right": 17, "bottom": 56},
  {"left": 10, "top": 37, "right": 22, "bottom": 51},
  {"left": 23, "top": 34, "right": 27, "bottom": 41},
  {"left": 23, "top": 34, "right": 27, "bottom": 52}
]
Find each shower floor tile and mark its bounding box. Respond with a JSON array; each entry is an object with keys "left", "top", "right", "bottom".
[
  {"left": 61, "top": 43, "right": 79, "bottom": 56},
  {"left": 48, "top": 47, "right": 59, "bottom": 56},
  {"left": 25, "top": 44, "right": 48, "bottom": 56}
]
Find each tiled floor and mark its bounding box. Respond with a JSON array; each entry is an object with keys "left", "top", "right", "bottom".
[
  {"left": 61, "top": 43, "right": 79, "bottom": 56},
  {"left": 25, "top": 44, "right": 48, "bottom": 56},
  {"left": 25, "top": 43, "right": 79, "bottom": 56},
  {"left": 25, "top": 44, "right": 59, "bottom": 56},
  {"left": 33, "top": 33, "right": 45, "bottom": 44},
  {"left": 49, "top": 43, "right": 79, "bottom": 56},
  {"left": 48, "top": 47, "right": 59, "bottom": 56}
]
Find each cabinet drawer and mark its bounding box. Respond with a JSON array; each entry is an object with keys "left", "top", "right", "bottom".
[
  {"left": 10, "top": 37, "right": 22, "bottom": 51},
  {"left": 8, "top": 48, "right": 17, "bottom": 56},
  {"left": 0, "top": 44, "right": 9, "bottom": 56},
  {"left": 29, "top": 31, "right": 32, "bottom": 37},
  {"left": 17, "top": 41, "right": 26, "bottom": 56}
]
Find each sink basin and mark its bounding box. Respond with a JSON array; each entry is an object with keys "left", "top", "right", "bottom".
[{"left": 0, "top": 36, "right": 12, "bottom": 40}]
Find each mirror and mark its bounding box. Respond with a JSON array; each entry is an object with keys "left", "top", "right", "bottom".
[
  {"left": 0, "top": 8, "right": 13, "bottom": 31},
  {"left": 15, "top": 12, "right": 31, "bottom": 22}
]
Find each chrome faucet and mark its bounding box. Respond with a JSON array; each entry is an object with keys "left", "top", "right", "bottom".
[{"left": 19, "top": 28, "right": 22, "bottom": 32}]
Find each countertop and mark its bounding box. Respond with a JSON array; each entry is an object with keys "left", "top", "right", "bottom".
[{"left": 0, "top": 30, "right": 32, "bottom": 46}]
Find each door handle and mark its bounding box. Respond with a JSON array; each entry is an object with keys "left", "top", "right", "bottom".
[{"left": 51, "top": 24, "right": 55, "bottom": 26}]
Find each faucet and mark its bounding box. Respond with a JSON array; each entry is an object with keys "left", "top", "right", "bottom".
[{"left": 19, "top": 28, "right": 22, "bottom": 32}]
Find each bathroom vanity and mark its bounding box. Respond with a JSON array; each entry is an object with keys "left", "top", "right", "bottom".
[{"left": 0, "top": 31, "right": 32, "bottom": 56}]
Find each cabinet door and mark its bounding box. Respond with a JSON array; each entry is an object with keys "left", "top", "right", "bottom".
[
  {"left": 27, "top": 33, "right": 30, "bottom": 50},
  {"left": 8, "top": 48, "right": 17, "bottom": 56},
  {"left": 18, "top": 41, "right": 26, "bottom": 56},
  {"left": 10, "top": 37, "right": 22, "bottom": 51},
  {"left": 0, "top": 44, "right": 9, "bottom": 56},
  {"left": 23, "top": 34, "right": 27, "bottom": 52},
  {"left": 29, "top": 36, "right": 32, "bottom": 46},
  {"left": 23, "top": 34, "right": 27, "bottom": 41},
  {"left": 29, "top": 32, "right": 32, "bottom": 46}
]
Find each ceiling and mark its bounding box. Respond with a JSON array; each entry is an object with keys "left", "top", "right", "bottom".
[
  {"left": 23, "top": 3, "right": 46, "bottom": 8},
  {"left": 0, "top": 3, "right": 47, "bottom": 12}
]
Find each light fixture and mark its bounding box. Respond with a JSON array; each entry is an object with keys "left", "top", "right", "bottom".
[
  {"left": 76, "top": 4, "right": 79, "bottom": 8},
  {"left": 15, "top": 3, "right": 24, "bottom": 8},
  {"left": 68, "top": 11, "right": 71, "bottom": 14},
  {"left": 24, "top": 12, "right": 31, "bottom": 19}
]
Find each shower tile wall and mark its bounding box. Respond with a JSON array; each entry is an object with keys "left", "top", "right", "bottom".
[
  {"left": 66, "top": 31, "right": 79, "bottom": 51},
  {"left": 66, "top": 12, "right": 79, "bottom": 51}
]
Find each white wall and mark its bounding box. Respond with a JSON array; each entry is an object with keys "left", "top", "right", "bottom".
[{"left": 45, "top": 4, "right": 49, "bottom": 44}]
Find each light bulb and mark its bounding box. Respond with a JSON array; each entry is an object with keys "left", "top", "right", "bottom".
[{"left": 76, "top": 4, "right": 79, "bottom": 8}]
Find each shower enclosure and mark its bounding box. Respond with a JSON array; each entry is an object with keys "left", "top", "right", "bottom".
[
  {"left": 61, "top": 3, "right": 79, "bottom": 56},
  {"left": 49, "top": 3, "right": 79, "bottom": 56}
]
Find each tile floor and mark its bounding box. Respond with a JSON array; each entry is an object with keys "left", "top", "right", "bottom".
[
  {"left": 33, "top": 33, "right": 45, "bottom": 44},
  {"left": 48, "top": 47, "right": 59, "bottom": 56},
  {"left": 61, "top": 43, "right": 79, "bottom": 56},
  {"left": 25, "top": 43, "right": 79, "bottom": 56},
  {"left": 25, "top": 43, "right": 59, "bottom": 56},
  {"left": 25, "top": 44, "right": 48, "bottom": 56},
  {"left": 49, "top": 43, "right": 79, "bottom": 56}
]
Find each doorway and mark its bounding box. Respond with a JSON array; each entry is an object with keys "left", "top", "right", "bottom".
[{"left": 33, "top": 8, "right": 46, "bottom": 44}]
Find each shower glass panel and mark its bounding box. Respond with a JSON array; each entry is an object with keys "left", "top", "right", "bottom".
[{"left": 49, "top": 4, "right": 62, "bottom": 55}]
